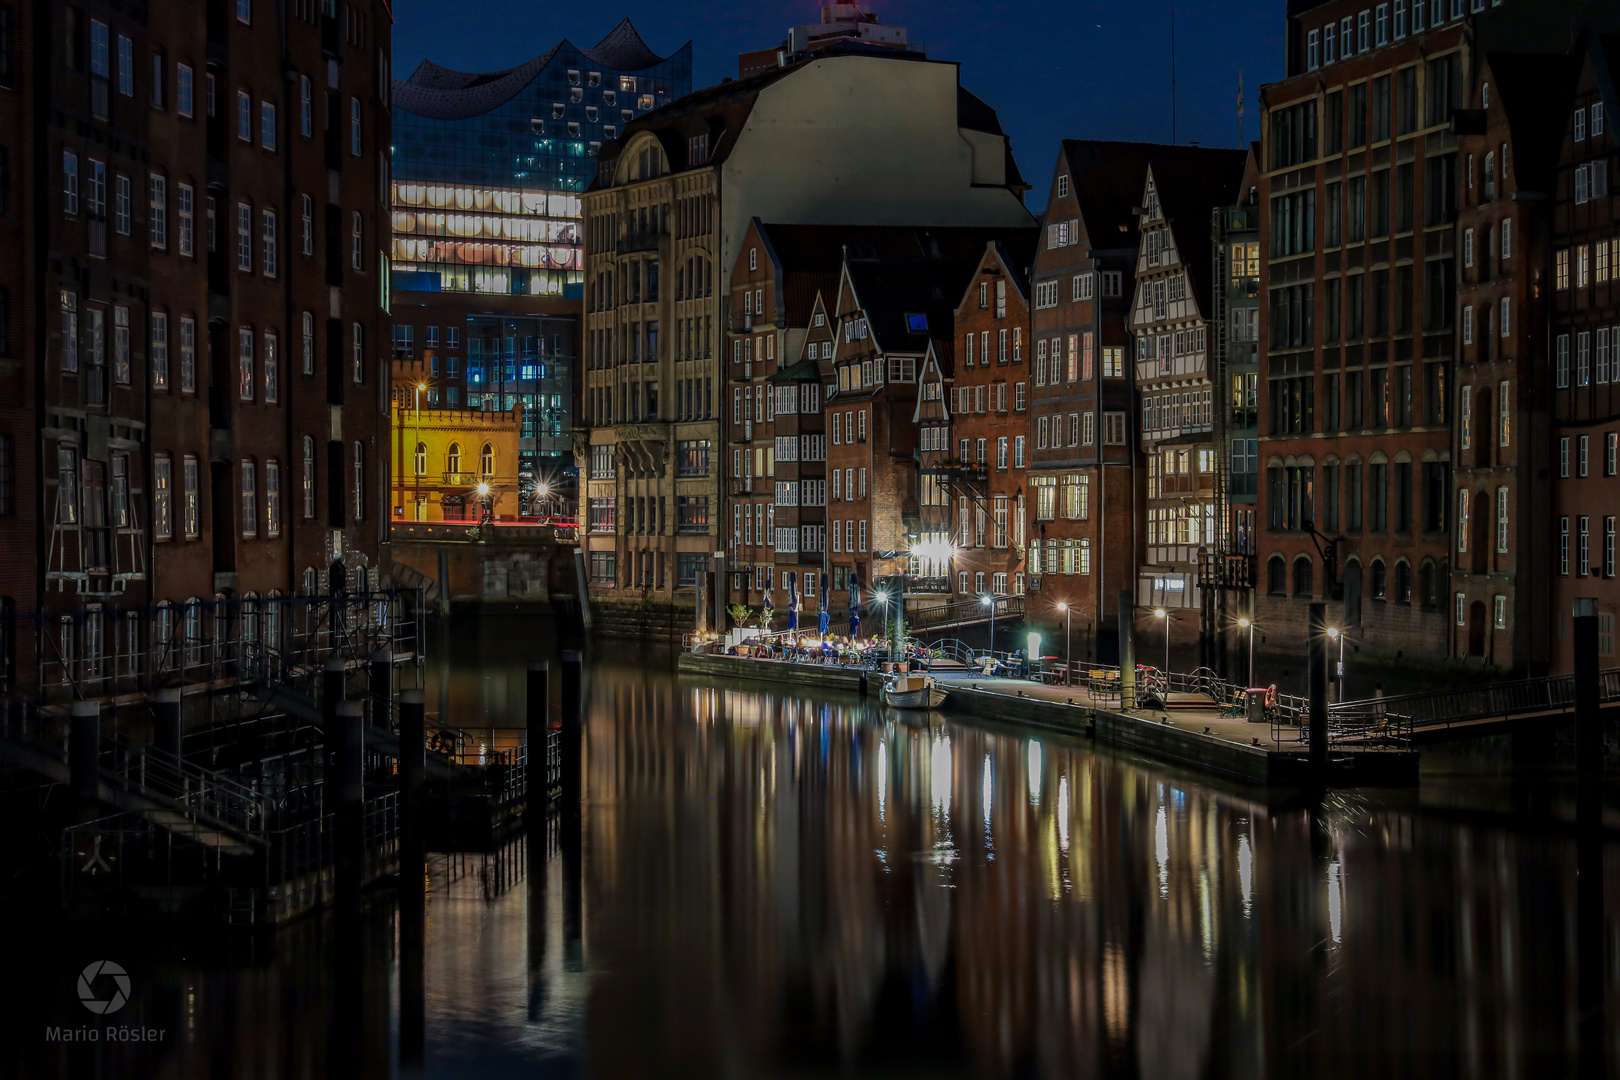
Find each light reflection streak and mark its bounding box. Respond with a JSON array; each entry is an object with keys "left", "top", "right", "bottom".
[
  {"left": 1155, "top": 803, "right": 1170, "bottom": 898},
  {"left": 1328, "top": 857, "right": 1344, "bottom": 945},
  {"left": 1238, "top": 832, "right": 1254, "bottom": 917}
]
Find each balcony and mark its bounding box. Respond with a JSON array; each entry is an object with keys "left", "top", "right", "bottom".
[{"left": 442, "top": 472, "right": 483, "bottom": 487}]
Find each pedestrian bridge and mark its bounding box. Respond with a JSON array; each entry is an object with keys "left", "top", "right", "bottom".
[{"left": 1336, "top": 668, "right": 1620, "bottom": 733}]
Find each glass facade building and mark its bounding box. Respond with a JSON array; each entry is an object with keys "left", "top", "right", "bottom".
[{"left": 390, "top": 19, "right": 692, "bottom": 298}]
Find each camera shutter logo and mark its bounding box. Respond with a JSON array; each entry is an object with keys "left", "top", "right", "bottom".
[{"left": 77, "top": 961, "right": 131, "bottom": 1015}]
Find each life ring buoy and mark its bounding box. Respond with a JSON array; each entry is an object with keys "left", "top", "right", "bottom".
[{"left": 1265, "top": 684, "right": 1278, "bottom": 708}]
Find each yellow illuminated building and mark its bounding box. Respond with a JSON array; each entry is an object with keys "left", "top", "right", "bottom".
[{"left": 391, "top": 362, "right": 524, "bottom": 522}]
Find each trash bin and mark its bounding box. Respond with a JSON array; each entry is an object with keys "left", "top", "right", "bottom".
[{"left": 1245, "top": 688, "right": 1268, "bottom": 724}]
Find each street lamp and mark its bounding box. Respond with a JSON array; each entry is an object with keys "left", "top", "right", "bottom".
[
  {"left": 1057, "top": 601, "right": 1073, "bottom": 686},
  {"left": 1237, "top": 616, "right": 1255, "bottom": 688},
  {"left": 476, "top": 481, "right": 492, "bottom": 526},
  {"left": 1326, "top": 626, "right": 1345, "bottom": 702},
  {"left": 982, "top": 594, "right": 995, "bottom": 657},
  {"left": 1154, "top": 607, "right": 1170, "bottom": 705}
]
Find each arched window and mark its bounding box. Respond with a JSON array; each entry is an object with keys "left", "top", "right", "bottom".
[
  {"left": 1419, "top": 560, "right": 1437, "bottom": 609},
  {"left": 301, "top": 311, "right": 315, "bottom": 374},
  {"left": 1394, "top": 561, "right": 1412, "bottom": 604},
  {"left": 1482, "top": 152, "right": 1496, "bottom": 199},
  {"left": 1370, "top": 559, "right": 1387, "bottom": 600},
  {"left": 303, "top": 567, "right": 317, "bottom": 594},
  {"left": 1293, "top": 555, "right": 1314, "bottom": 598},
  {"left": 480, "top": 442, "right": 494, "bottom": 476},
  {"left": 1267, "top": 555, "right": 1287, "bottom": 595},
  {"left": 447, "top": 442, "right": 461, "bottom": 474},
  {"left": 351, "top": 322, "right": 364, "bottom": 383},
  {"left": 301, "top": 436, "right": 316, "bottom": 519},
  {"left": 414, "top": 442, "right": 427, "bottom": 476},
  {"left": 352, "top": 441, "right": 365, "bottom": 522}
]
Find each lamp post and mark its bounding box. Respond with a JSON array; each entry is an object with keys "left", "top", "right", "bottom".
[
  {"left": 1327, "top": 626, "right": 1345, "bottom": 702},
  {"left": 881, "top": 586, "right": 894, "bottom": 654},
  {"left": 476, "top": 482, "right": 492, "bottom": 526},
  {"left": 1154, "top": 607, "right": 1170, "bottom": 703},
  {"left": 1057, "top": 602, "right": 1072, "bottom": 686},
  {"left": 1238, "top": 616, "right": 1255, "bottom": 688},
  {"left": 983, "top": 594, "right": 995, "bottom": 658}
]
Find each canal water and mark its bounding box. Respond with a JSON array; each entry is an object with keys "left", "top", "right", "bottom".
[{"left": 7, "top": 613, "right": 1619, "bottom": 1078}]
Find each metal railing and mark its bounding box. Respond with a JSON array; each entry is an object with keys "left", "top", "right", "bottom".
[
  {"left": 101, "top": 733, "right": 268, "bottom": 839},
  {"left": 1335, "top": 668, "right": 1620, "bottom": 728},
  {"left": 25, "top": 588, "right": 423, "bottom": 704}
]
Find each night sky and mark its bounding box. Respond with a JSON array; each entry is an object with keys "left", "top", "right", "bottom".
[{"left": 390, "top": 0, "right": 1285, "bottom": 210}]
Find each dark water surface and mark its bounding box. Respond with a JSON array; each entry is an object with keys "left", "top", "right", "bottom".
[{"left": 7, "top": 615, "right": 1619, "bottom": 1078}]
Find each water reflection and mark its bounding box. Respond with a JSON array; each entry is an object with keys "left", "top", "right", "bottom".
[{"left": 4, "top": 638, "right": 1618, "bottom": 1077}]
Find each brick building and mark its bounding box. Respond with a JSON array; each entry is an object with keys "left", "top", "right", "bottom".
[
  {"left": 939, "top": 241, "right": 1033, "bottom": 603},
  {"left": 0, "top": 0, "right": 392, "bottom": 694},
  {"left": 1548, "top": 36, "right": 1620, "bottom": 672},
  {"left": 1026, "top": 142, "right": 1198, "bottom": 662},
  {"left": 0, "top": 0, "right": 37, "bottom": 686},
  {"left": 1256, "top": 0, "right": 1471, "bottom": 671},
  {"left": 1449, "top": 52, "right": 1567, "bottom": 673}
]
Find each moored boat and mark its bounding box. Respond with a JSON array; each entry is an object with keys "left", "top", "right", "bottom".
[{"left": 881, "top": 674, "right": 947, "bottom": 710}]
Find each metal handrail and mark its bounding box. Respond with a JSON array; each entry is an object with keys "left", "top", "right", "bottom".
[
  {"left": 102, "top": 732, "right": 267, "bottom": 838},
  {"left": 1334, "top": 668, "right": 1620, "bottom": 727}
]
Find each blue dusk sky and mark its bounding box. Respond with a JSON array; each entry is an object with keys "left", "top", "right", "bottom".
[{"left": 390, "top": 0, "right": 1285, "bottom": 209}]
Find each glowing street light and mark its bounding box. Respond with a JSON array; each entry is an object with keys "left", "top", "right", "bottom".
[
  {"left": 1057, "top": 601, "right": 1073, "bottom": 686},
  {"left": 1153, "top": 607, "right": 1170, "bottom": 704},
  {"left": 982, "top": 593, "right": 996, "bottom": 659},
  {"left": 1326, "top": 626, "right": 1345, "bottom": 702}
]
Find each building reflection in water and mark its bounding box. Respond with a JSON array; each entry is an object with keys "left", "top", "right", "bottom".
[
  {"left": 583, "top": 658, "right": 1619, "bottom": 1079},
  {"left": 4, "top": 646, "right": 1616, "bottom": 1078}
]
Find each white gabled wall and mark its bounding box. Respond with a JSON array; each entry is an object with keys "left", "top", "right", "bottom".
[{"left": 718, "top": 55, "right": 1033, "bottom": 281}]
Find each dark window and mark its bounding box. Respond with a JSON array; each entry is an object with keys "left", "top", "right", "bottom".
[
  {"left": 1371, "top": 560, "right": 1387, "bottom": 600},
  {"left": 1324, "top": 90, "right": 1344, "bottom": 155},
  {"left": 1396, "top": 67, "right": 1418, "bottom": 134},
  {"left": 0, "top": 433, "right": 10, "bottom": 513},
  {"left": 0, "top": 146, "right": 8, "bottom": 216},
  {"left": 1394, "top": 561, "right": 1411, "bottom": 603},
  {"left": 1425, "top": 53, "right": 1460, "bottom": 128},
  {"left": 1394, "top": 460, "right": 1412, "bottom": 532},
  {"left": 1267, "top": 555, "right": 1287, "bottom": 595},
  {"left": 1370, "top": 462, "right": 1388, "bottom": 532},
  {"left": 1422, "top": 460, "right": 1450, "bottom": 532},
  {"left": 1372, "top": 75, "right": 1392, "bottom": 142},
  {"left": 1347, "top": 462, "right": 1363, "bottom": 530},
  {"left": 1293, "top": 556, "right": 1314, "bottom": 597},
  {"left": 1270, "top": 100, "right": 1318, "bottom": 169},
  {"left": 1426, "top": 154, "right": 1458, "bottom": 225},
  {"left": 1395, "top": 163, "right": 1415, "bottom": 234},
  {"left": 1349, "top": 83, "right": 1368, "bottom": 148}
]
